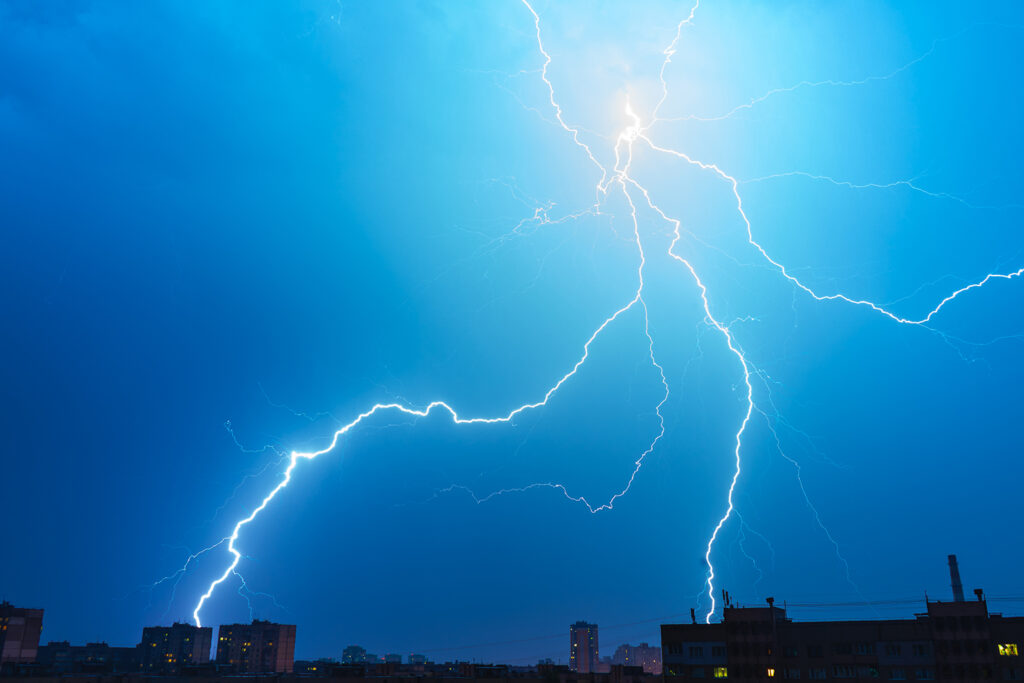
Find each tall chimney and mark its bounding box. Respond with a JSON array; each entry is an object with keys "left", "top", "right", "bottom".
[{"left": 948, "top": 554, "right": 965, "bottom": 602}]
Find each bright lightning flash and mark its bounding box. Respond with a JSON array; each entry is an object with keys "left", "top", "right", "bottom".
[{"left": 175, "top": 0, "right": 1022, "bottom": 629}]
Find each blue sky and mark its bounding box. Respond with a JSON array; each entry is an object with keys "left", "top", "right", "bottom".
[{"left": 2, "top": 0, "right": 1023, "bottom": 663}]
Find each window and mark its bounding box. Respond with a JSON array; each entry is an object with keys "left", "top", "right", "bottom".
[
  {"left": 835, "top": 643, "right": 853, "bottom": 655},
  {"left": 1000, "top": 644, "right": 1020, "bottom": 657},
  {"left": 807, "top": 645, "right": 823, "bottom": 658},
  {"left": 692, "top": 668, "right": 705, "bottom": 678},
  {"left": 855, "top": 642, "right": 876, "bottom": 656},
  {"left": 713, "top": 667, "right": 727, "bottom": 678},
  {"left": 784, "top": 646, "right": 800, "bottom": 658},
  {"left": 783, "top": 669, "right": 801, "bottom": 680},
  {"left": 889, "top": 669, "right": 906, "bottom": 680},
  {"left": 912, "top": 643, "right": 931, "bottom": 657},
  {"left": 712, "top": 646, "right": 727, "bottom": 658},
  {"left": 690, "top": 646, "right": 705, "bottom": 658},
  {"left": 767, "top": 669, "right": 776, "bottom": 678},
  {"left": 914, "top": 669, "right": 934, "bottom": 680},
  {"left": 808, "top": 668, "right": 827, "bottom": 680},
  {"left": 885, "top": 643, "right": 902, "bottom": 656}
]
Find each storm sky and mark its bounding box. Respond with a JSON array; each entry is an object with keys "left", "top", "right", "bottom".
[{"left": 2, "top": 0, "right": 1023, "bottom": 663}]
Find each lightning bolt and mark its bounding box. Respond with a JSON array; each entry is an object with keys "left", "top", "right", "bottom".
[
  {"left": 634, "top": 7, "right": 1020, "bottom": 621},
  {"left": 433, "top": 293, "right": 668, "bottom": 516},
  {"left": 233, "top": 567, "right": 288, "bottom": 621},
  {"left": 654, "top": 26, "right": 998, "bottom": 125},
  {"left": 740, "top": 170, "right": 1023, "bottom": 210},
  {"left": 638, "top": 134, "right": 1024, "bottom": 327},
  {"left": 175, "top": 0, "right": 1022, "bottom": 630},
  {"left": 191, "top": 294, "right": 638, "bottom": 625}
]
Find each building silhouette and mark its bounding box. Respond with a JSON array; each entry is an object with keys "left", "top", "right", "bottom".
[
  {"left": 662, "top": 556, "right": 1024, "bottom": 681},
  {"left": 139, "top": 622, "right": 212, "bottom": 674},
  {"left": 570, "top": 621, "right": 599, "bottom": 674},
  {"left": 342, "top": 645, "right": 368, "bottom": 664},
  {"left": 0, "top": 602, "right": 43, "bottom": 667},
  {"left": 35, "top": 641, "right": 138, "bottom": 674},
  {"left": 215, "top": 619, "right": 296, "bottom": 673},
  {"left": 293, "top": 657, "right": 336, "bottom": 675},
  {"left": 612, "top": 643, "right": 662, "bottom": 674}
]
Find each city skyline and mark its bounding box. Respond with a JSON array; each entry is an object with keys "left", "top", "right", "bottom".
[
  {"left": 8, "top": 555, "right": 1024, "bottom": 667},
  {"left": 4, "top": 607, "right": 670, "bottom": 670},
  {"left": 6, "top": 559, "right": 1024, "bottom": 680},
  {"left": 3, "top": 0, "right": 1024, "bottom": 666}
]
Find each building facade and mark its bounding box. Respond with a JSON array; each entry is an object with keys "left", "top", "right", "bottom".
[
  {"left": 215, "top": 619, "right": 296, "bottom": 673},
  {"left": 662, "top": 596, "right": 1024, "bottom": 681},
  {"left": 139, "top": 622, "right": 212, "bottom": 673},
  {"left": 0, "top": 602, "right": 43, "bottom": 666},
  {"left": 612, "top": 643, "right": 663, "bottom": 674},
  {"left": 570, "top": 621, "right": 599, "bottom": 674}
]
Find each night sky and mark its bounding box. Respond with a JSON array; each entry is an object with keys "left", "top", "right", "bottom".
[{"left": 3, "top": 0, "right": 1024, "bottom": 665}]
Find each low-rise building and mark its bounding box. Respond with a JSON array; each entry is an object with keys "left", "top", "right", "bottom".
[{"left": 35, "top": 641, "right": 138, "bottom": 673}]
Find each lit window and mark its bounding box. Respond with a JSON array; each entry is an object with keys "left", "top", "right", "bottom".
[
  {"left": 767, "top": 669, "right": 775, "bottom": 678},
  {"left": 1000, "top": 644, "right": 1020, "bottom": 656},
  {"left": 714, "top": 667, "right": 728, "bottom": 678}
]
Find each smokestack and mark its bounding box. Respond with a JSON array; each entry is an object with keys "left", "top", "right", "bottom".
[
  {"left": 690, "top": 608, "right": 696, "bottom": 624},
  {"left": 948, "top": 554, "right": 965, "bottom": 602}
]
